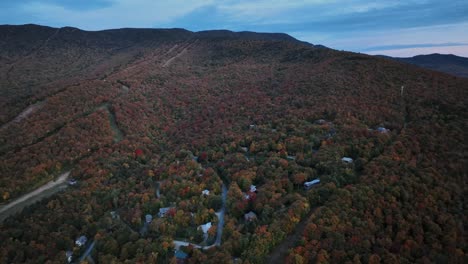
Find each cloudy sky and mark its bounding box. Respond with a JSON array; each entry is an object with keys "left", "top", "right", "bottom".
[{"left": 1, "top": 0, "right": 468, "bottom": 57}]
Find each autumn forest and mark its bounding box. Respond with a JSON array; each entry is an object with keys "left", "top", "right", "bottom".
[{"left": 0, "top": 25, "right": 466, "bottom": 263}]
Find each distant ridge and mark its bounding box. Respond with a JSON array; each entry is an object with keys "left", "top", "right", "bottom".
[
  {"left": 0, "top": 23, "right": 317, "bottom": 47},
  {"left": 380, "top": 53, "right": 468, "bottom": 78}
]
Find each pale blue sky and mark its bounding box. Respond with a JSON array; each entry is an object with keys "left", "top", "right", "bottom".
[{"left": 1, "top": 0, "right": 468, "bottom": 57}]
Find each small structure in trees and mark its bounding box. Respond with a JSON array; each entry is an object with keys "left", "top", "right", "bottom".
[
  {"left": 75, "top": 235, "right": 87, "bottom": 247},
  {"left": 244, "top": 211, "right": 257, "bottom": 222},
  {"left": 304, "top": 179, "right": 320, "bottom": 190},
  {"left": 341, "top": 157, "right": 353, "bottom": 163},
  {"left": 315, "top": 119, "right": 327, "bottom": 125},
  {"left": 249, "top": 185, "right": 257, "bottom": 193},
  {"left": 145, "top": 214, "right": 153, "bottom": 223},
  {"left": 110, "top": 211, "right": 118, "bottom": 219},
  {"left": 202, "top": 189, "right": 210, "bottom": 196},
  {"left": 377, "top": 127, "right": 389, "bottom": 133},
  {"left": 198, "top": 222, "right": 212, "bottom": 234},
  {"left": 68, "top": 179, "right": 77, "bottom": 186},
  {"left": 66, "top": 251, "right": 73, "bottom": 263},
  {"left": 158, "top": 207, "right": 174, "bottom": 217}
]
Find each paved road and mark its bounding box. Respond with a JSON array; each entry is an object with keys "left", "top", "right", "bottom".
[
  {"left": 215, "top": 183, "right": 227, "bottom": 246},
  {"left": 0, "top": 171, "right": 71, "bottom": 223},
  {"left": 173, "top": 182, "right": 227, "bottom": 250},
  {"left": 78, "top": 241, "right": 96, "bottom": 263}
]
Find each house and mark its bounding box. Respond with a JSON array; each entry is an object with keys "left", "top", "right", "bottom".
[
  {"left": 202, "top": 189, "right": 210, "bottom": 196},
  {"left": 341, "top": 157, "right": 353, "bottom": 163},
  {"left": 198, "top": 222, "right": 212, "bottom": 234},
  {"left": 377, "top": 127, "right": 389, "bottom": 133},
  {"left": 287, "top": 155, "right": 296, "bottom": 161},
  {"left": 315, "top": 119, "right": 326, "bottom": 125},
  {"left": 75, "top": 235, "right": 87, "bottom": 247},
  {"left": 244, "top": 211, "right": 257, "bottom": 222},
  {"left": 145, "top": 214, "right": 153, "bottom": 223},
  {"left": 304, "top": 179, "right": 320, "bottom": 189},
  {"left": 68, "top": 179, "right": 77, "bottom": 186},
  {"left": 158, "top": 207, "right": 174, "bottom": 217},
  {"left": 243, "top": 193, "right": 250, "bottom": 200},
  {"left": 110, "top": 211, "right": 118, "bottom": 219},
  {"left": 241, "top": 147, "right": 248, "bottom": 152},
  {"left": 66, "top": 251, "right": 73, "bottom": 263},
  {"left": 250, "top": 185, "right": 257, "bottom": 192}
]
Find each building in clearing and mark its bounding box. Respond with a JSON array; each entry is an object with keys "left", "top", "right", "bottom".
[
  {"left": 341, "top": 157, "right": 353, "bottom": 163},
  {"left": 304, "top": 179, "right": 320, "bottom": 189},
  {"left": 249, "top": 185, "right": 257, "bottom": 192}
]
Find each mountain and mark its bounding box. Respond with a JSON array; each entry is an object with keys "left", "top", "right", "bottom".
[
  {"left": 0, "top": 24, "right": 466, "bottom": 264},
  {"left": 381, "top": 53, "right": 468, "bottom": 78}
]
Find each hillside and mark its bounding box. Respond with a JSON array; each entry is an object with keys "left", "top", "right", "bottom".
[
  {"left": 0, "top": 24, "right": 466, "bottom": 263},
  {"left": 382, "top": 53, "right": 468, "bottom": 78}
]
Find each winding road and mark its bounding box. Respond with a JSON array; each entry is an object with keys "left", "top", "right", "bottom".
[{"left": 173, "top": 183, "right": 227, "bottom": 250}]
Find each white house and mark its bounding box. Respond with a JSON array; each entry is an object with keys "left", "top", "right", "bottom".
[
  {"left": 341, "top": 157, "right": 353, "bottom": 163},
  {"left": 66, "top": 251, "right": 73, "bottom": 263},
  {"left": 75, "top": 235, "right": 87, "bottom": 247},
  {"left": 304, "top": 179, "right": 320, "bottom": 189},
  {"left": 202, "top": 189, "right": 210, "bottom": 196},
  {"left": 250, "top": 185, "right": 257, "bottom": 192},
  {"left": 199, "top": 222, "right": 212, "bottom": 234}
]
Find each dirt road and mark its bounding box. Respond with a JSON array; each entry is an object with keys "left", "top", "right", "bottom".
[{"left": 0, "top": 171, "right": 71, "bottom": 223}]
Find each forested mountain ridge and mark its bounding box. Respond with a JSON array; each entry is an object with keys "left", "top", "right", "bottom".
[
  {"left": 381, "top": 53, "right": 468, "bottom": 78},
  {"left": 0, "top": 24, "right": 466, "bottom": 263}
]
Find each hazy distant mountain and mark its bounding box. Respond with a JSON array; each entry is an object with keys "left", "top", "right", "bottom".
[{"left": 381, "top": 53, "right": 468, "bottom": 78}]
